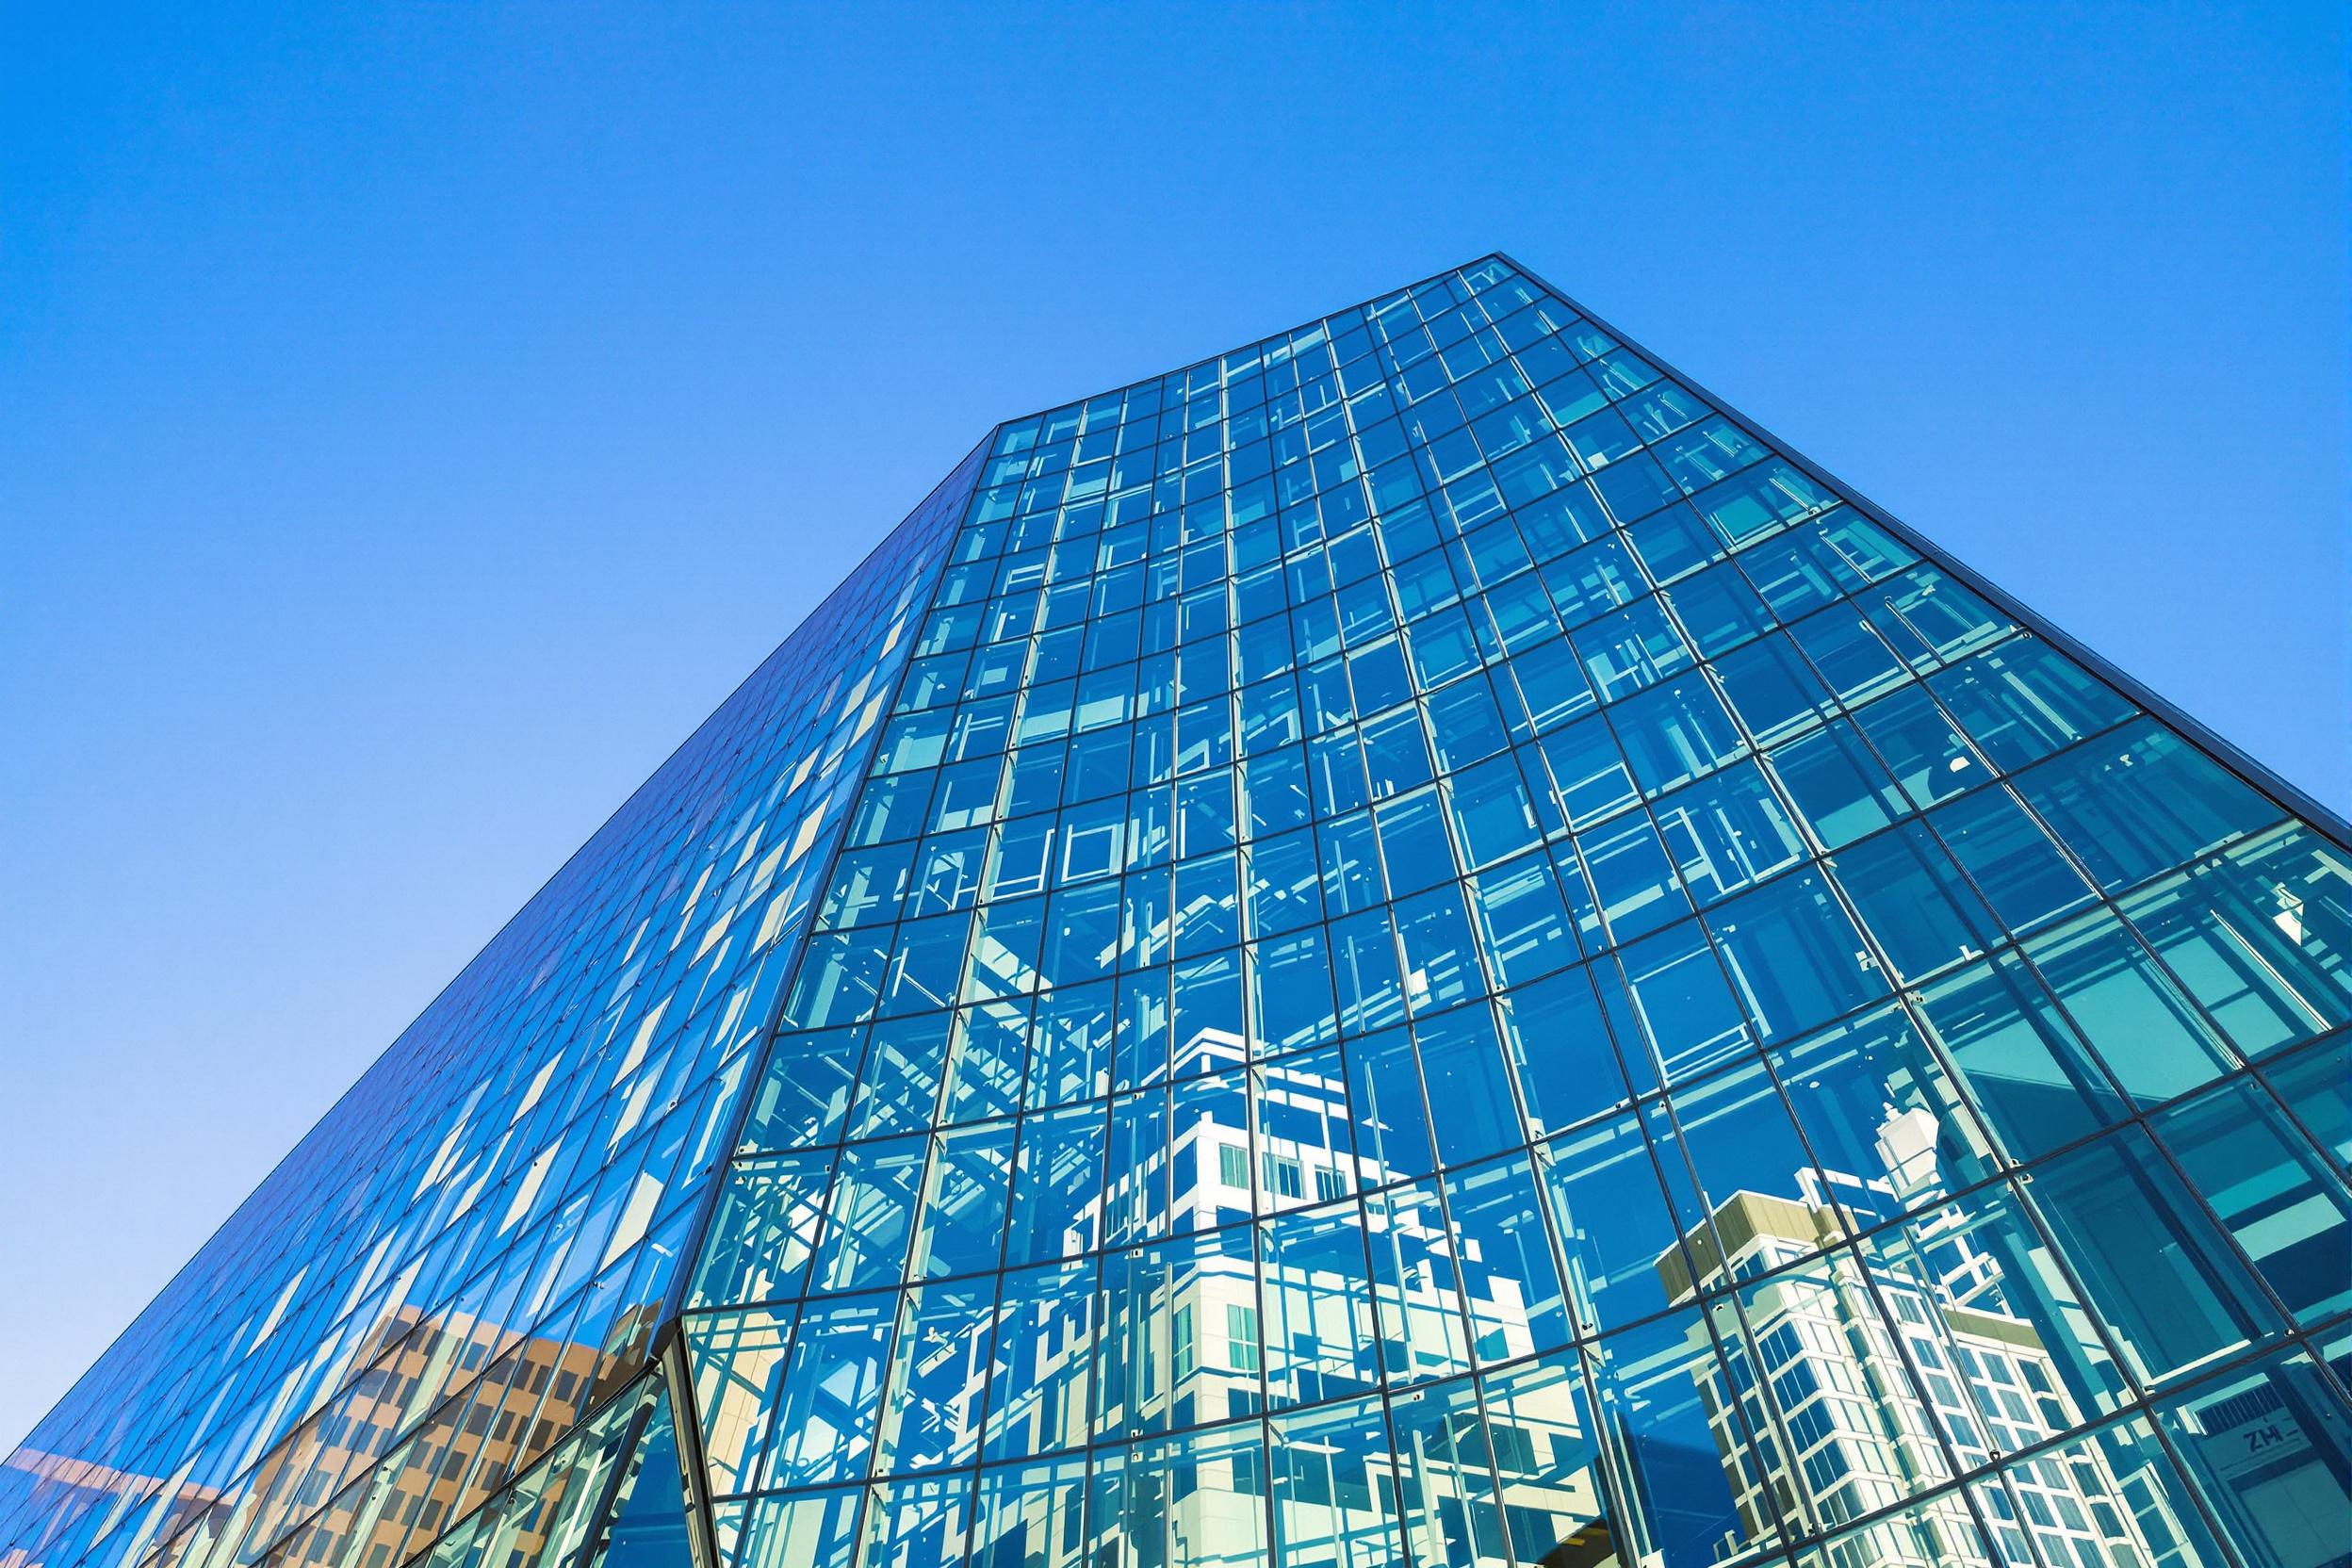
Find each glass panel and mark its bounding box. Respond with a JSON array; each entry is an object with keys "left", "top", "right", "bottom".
[
  {"left": 1413, "top": 1006, "right": 1521, "bottom": 1169},
  {"left": 743, "top": 1029, "right": 864, "bottom": 1152},
  {"left": 856, "top": 1474, "right": 972, "bottom": 1568},
  {"left": 691, "top": 1152, "right": 833, "bottom": 1308},
  {"left": 1585, "top": 1310, "right": 1785, "bottom": 1566},
  {"left": 1707, "top": 868, "right": 1887, "bottom": 1044},
  {"left": 1769, "top": 719, "right": 1904, "bottom": 849},
  {"left": 2118, "top": 824, "right": 2352, "bottom": 1059},
  {"left": 1537, "top": 1114, "right": 1691, "bottom": 1335},
  {"left": 723, "top": 1490, "right": 865, "bottom": 1568},
  {"left": 2156, "top": 1352, "right": 2352, "bottom": 1568},
  {"left": 813, "top": 1136, "right": 926, "bottom": 1292},
  {"left": 1367, "top": 1181, "right": 1475, "bottom": 1385},
  {"left": 1444, "top": 1153, "right": 1573, "bottom": 1364},
  {"left": 1851, "top": 683, "right": 1987, "bottom": 809},
  {"left": 1089, "top": 1424, "right": 1269, "bottom": 1568},
  {"left": 1768, "top": 1004, "right": 2001, "bottom": 1234},
  {"left": 1346, "top": 1027, "right": 1435, "bottom": 1184},
  {"left": 1261, "top": 1197, "right": 1380, "bottom": 1411},
  {"left": 1984, "top": 1413, "right": 2235, "bottom": 1568},
  {"left": 690, "top": 1307, "right": 797, "bottom": 1497},
  {"left": 1927, "top": 784, "right": 2096, "bottom": 937},
  {"left": 2013, "top": 722, "right": 2284, "bottom": 894},
  {"left": 1095, "top": 1228, "right": 1260, "bottom": 1439},
  {"left": 875, "top": 1281, "right": 998, "bottom": 1474},
  {"left": 972, "top": 1458, "right": 1087, "bottom": 1568},
  {"left": 1829, "top": 822, "right": 2001, "bottom": 983},
  {"left": 1926, "top": 637, "right": 2134, "bottom": 769},
  {"left": 1388, "top": 1375, "right": 1511, "bottom": 1568},
  {"left": 2261, "top": 1031, "right": 2352, "bottom": 1170},
  {"left": 2023, "top": 910, "right": 2236, "bottom": 1107},
  {"left": 983, "top": 1261, "right": 1096, "bottom": 1462},
  {"left": 1617, "top": 919, "right": 1752, "bottom": 1086},
  {"left": 36, "top": 262, "right": 2352, "bottom": 1568},
  {"left": 1495, "top": 965, "right": 1637, "bottom": 1139},
  {"left": 1270, "top": 1397, "right": 1404, "bottom": 1568},
  {"left": 2020, "top": 1131, "right": 2278, "bottom": 1385},
  {"left": 2149, "top": 1082, "right": 2352, "bottom": 1324},
  {"left": 1253, "top": 1046, "right": 1356, "bottom": 1212},
  {"left": 762, "top": 1293, "right": 895, "bottom": 1488},
  {"left": 913, "top": 1122, "right": 1015, "bottom": 1278},
  {"left": 1915, "top": 952, "right": 2131, "bottom": 1162}
]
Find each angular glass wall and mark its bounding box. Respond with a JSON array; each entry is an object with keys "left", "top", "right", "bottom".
[
  {"left": 10, "top": 255, "right": 2351, "bottom": 1568},
  {"left": 0, "top": 445, "right": 987, "bottom": 1568},
  {"left": 683, "top": 256, "right": 2352, "bottom": 1568}
]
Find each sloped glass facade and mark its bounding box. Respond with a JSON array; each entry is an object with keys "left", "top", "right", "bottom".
[
  {"left": 0, "top": 447, "right": 985, "bottom": 1568},
  {"left": 8, "top": 256, "right": 2351, "bottom": 1568}
]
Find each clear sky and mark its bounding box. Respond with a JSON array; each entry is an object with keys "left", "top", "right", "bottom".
[{"left": 1, "top": 3, "right": 2343, "bottom": 1454}]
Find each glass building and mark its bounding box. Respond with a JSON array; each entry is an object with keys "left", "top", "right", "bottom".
[{"left": 5, "top": 254, "right": 2348, "bottom": 1568}]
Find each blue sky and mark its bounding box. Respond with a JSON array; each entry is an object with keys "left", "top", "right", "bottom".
[{"left": 1, "top": 3, "right": 2342, "bottom": 1451}]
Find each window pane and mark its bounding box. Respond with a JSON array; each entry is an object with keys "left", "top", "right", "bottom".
[
  {"left": 2260, "top": 1033, "right": 2352, "bottom": 1170},
  {"left": 2118, "top": 824, "right": 2352, "bottom": 1059},
  {"left": 1496, "top": 964, "right": 1636, "bottom": 1138},
  {"left": 1366, "top": 1181, "right": 1473, "bottom": 1384},
  {"left": 2150, "top": 1082, "right": 2352, "bottom": 1324},
  {"left": 1768, "top": 1004, "right": 2001, "bottom": 1236},
  {"left": 1926, "top": 783, "right": 2095, "bottom": 936},
  {"left": 913, "top": 1121, "right": 1014, "bottom": 1278},
  {"left": 2013, "top": 721, "right": 2284, "bottom": 894},
  {"left": 1829, "top": 821, "right": 2000, "bottom": 983},
  {"left": 2021, "top": 1130, "right": 2278, "bottom": 1384},
  {"left": 1584, "top": 1309, "right": 1785, "bottom": 1565},
  {"left": 1537, "top": 1115, "right": 1690, "bottom": 1335},
  {"left": 1707, "top": 867, "right": 1888, "bottom": 1043},
  {"left": 876, "top": 1282, "right": 998, "bottom": 1474},
  {"left": 1388, "top": 1375, "right": 1511, "bottom": 1568},
  {"left": 2156, "top": 1352, "right": 2352, "bottom": 1568},
  {"left": 1412, "top": 1005, "right": 1519, "bottom": 1168},
  {"left": 1478, "top": 1353, "right": 1619, "bottom": 1568},
  {"left": 1270, "top": 1396, "right": 1403, "bottom": 1568},
  {"left": 2024, "top": 909, "right": 2236, "bottom": 1107},
  {"left": 972, "top": 1458, "right": 1087, "bottom": 1568},
  {"left": 1927, "top": 637, "right": 2134, "bottom": 770},
  {"left": 1920, "top": 962, "right": 2123, "bottom": 1170},
  {"left": 1768, "top": 718, "right": 1904, "bottom": 849},
  {"left": 983, "top": 1262, "right": 1096, "bottom": 1462},
  {"left": 1007, "top": 1105, "right": 1104, "bottom": 1265},
  {"left": 1445, "top": 1154, "right": 1573, "bottom": 1364},
  {"left": 764, "top": 1293, "right": 895, "bottom": 1487},
  {"left": 1651, "top": 760, "right": 1806, "bottom": 908}
]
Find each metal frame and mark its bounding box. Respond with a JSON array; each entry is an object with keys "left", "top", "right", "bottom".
[{"left": 1492, "top": 249, "right": 2352, "bottom": 853}]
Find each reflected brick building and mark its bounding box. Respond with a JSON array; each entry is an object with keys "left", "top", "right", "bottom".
[{"left": 8, "top": 257, "right": 2351, "bottom": 1568}]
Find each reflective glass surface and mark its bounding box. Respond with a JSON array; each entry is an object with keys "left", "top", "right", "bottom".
[
  {"left": 0, "top": 448, "right": 987, "bottom": 1568},
  {"left": 11, "top": 256, "right": 2352, "bottom": 1568}
]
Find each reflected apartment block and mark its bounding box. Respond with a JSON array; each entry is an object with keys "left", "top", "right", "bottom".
[
  {"left": 209, "top": 1300, "right": 661, "bottom": 1568},
  {"left": 8, "top": 256, "right": 2352, "bottom": 1568},
  {"left": 1655, "top": 1110, "right": 2184, "bottom": 1568}
]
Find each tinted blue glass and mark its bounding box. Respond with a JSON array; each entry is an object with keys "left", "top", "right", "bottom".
[
  {"left": 0, "top": 447, "right": 984, "bottom": 1568},
  {"left": 671, "top": 255, "right": 2348, "bottom": 1568},
  {"left": 15, "top": 256, "right": 2350, "bottom": 1568}
]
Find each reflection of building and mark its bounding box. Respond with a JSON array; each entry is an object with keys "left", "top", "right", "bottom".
[
  {"left": 2168, "top": 1358, "right": 2352, "bottom": 1568},
  {"left": 13, "top": 253, "right": 2347, "bottom": 1568},
  {"left": 129, "top": 1302, "right": 662, "bottom": 1568},
  {"left": 1658, "top": 1109, "right": 2164, "bottom": 1568},
  {"left": 0, "top": 1461, "right": 220, "bottom": 1568}
]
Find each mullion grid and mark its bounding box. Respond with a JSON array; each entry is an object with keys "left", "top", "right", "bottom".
[
  {"left": 46, "top": 471, "right": 981, "bottom": 1568},
  {"left": 676, "top": 259, "right": 2350, "bottom": 1568}
]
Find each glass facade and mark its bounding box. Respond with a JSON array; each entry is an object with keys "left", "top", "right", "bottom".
[{"left": 7, "top": 255, "right": 2349, "bottom": 1568}]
